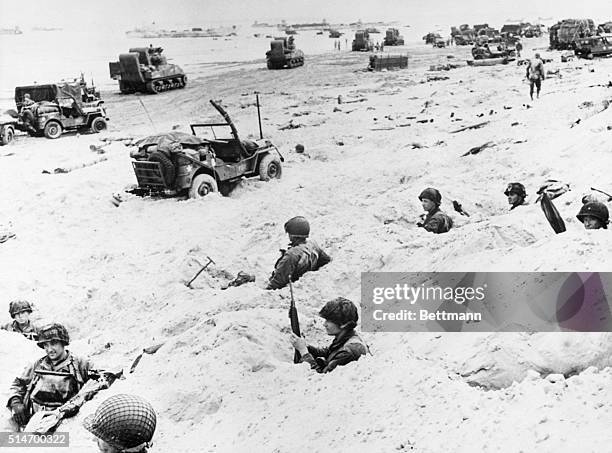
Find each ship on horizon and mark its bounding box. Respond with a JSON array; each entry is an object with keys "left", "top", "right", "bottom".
[
  {"left": 126, "top": 25, "right": 238, "bottom": 38},
  {"left": 0, "top": 26, "right": 23, "bottom": 35}
]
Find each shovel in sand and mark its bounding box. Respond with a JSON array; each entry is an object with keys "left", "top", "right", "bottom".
[{"left": 185, "top": 256, "right": 215, "bottom": 288}]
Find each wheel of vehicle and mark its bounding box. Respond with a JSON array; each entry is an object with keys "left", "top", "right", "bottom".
[
  {"left": 145, "top": 81, "right": 157, "bottom": 94},
  {"left": 258, "top": 153, "right": 282, "bottom": 181},
  {"left": 179, "top": 76, "right": 187, "bottom": 88},
  {"left": 267, "top": 60, "right": 273, "bottom": 69},
  {"left": 1, "top": 126, "right": 14, "bottom": 145},
  {"left": 90, "top": 117, "right": 107, "bottom": 134},
  {"left": 44, "top": 121, "right": 62, "bottom": 139},
  {"left": 189, "top": 174, "right": 218, "bottom": 199},
  {"left": 149, "top": 151, "right": 176, "bottom": 186}
]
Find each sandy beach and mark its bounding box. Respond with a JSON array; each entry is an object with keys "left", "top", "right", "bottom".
[{"left": 1, "top": 31, "right": 611, "bottom": 452}]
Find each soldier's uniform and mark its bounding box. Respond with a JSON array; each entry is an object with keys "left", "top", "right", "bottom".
[
  {"left": 2, "top": 300, "right": 39, "bottom": 341},
  {"left": 267, "top": 240, "right": 331, "bottom": 290},
  {"left": 301, "top": 330, "right": 369, "bottom": 373},
  {"left": 267, "top": 216, "right": 331, "bottom": 290},
  {"left": 1, "top": 320, "right": 39, "bottom": 341},
  {"left": 419, "top": 208, "right": 454, "bottom": 234},
  {"left": 6, "top": 323, "right": 94, "bottom": 426},
  {"left": 417, "top": 188, "right": 453, "bottom": 234}
]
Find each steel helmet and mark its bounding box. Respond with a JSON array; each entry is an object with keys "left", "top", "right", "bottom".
[
  {"left": 504, "top": 182, "right": 526, "bottom": 198},
  {"left": 576, "top": 201, "right": 609, "bottom": 227},
  {"left": 418, "top": 188, "right": 442, "bottom": 205},
  {"left": 284, "top": 216, "right": 310, "bottom": 237},
  {"left": 9, "top": 300, "right": 33, "bottom": 318},
  {"left": 319, "top": 297, "right": 359, "bottom": 327},
  {"left": 83, "top": 394, "right": 157, "bottom": 451},
  {"left": 36, "top": 323, "right": 70, "bottom": 348}
]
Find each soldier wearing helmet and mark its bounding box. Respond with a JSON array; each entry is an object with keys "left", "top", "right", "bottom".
[
  {"left": 576, "top": 201, "right": 609, "bottom": 230},
  {"left": 6, "top": 323, "right": 94, "bottom": 429},
  {"left": 290, "top": 297, "right": 369, "bottom": 373},
  {"left": 83, "top": 394, "right": 157, "bottom": 453},
  {"left": 417, "top": 188, "right": 453, "bottom": 234},
  {"left": 266, "top": 216, "right": 331, "bottom": 290},
  {"left": 1, "top": 300, "right": 39, "bottom": 341},
  {"left": 504, "top": 182, "right": 527, "bottom": 210}
]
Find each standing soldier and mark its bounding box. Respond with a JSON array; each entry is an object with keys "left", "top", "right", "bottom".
[
  {"left": 576, "top": 201, "right": 609, "bottom": 230},
  {"left": 2, "top": 300, "right": 39, "bottom": 341},
  {"left": 417, "top": 188, "right": 453, "bottom": 234},
  {"left": 504, "top": 183, "right": 527, "bottom": 210},
  {"left": 83, "top": 394, "right": 157, "bottom": 453},
  {"left": 6, "top": 323, "right": 94, "bottom": 429},
  {"left": 290, "top": 297, "right": 369, "bottom": 373},
  {"left": 266, "top": 216, "right": 331, "bottom": 290},
  {"left": 526, "top": 53, "right": 545, "bottom": 100}
]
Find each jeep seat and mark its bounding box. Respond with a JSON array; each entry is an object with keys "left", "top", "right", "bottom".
[{"left": 208, "top": 139, "right": 242, "bottom": 162}]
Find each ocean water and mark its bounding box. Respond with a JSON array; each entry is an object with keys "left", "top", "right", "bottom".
[{"left": 0, "top": 24, "right": 424, "bottom": 109}]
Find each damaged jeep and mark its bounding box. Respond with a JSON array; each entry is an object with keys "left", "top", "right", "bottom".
[{"left": 129, "top": 99, "right": 283, "bottom": 198}]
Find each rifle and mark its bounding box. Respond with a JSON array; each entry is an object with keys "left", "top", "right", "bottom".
[
  {"left": 288, "top": 276, "right": 301, "bottom": 364},
  {"left": 24, "top": 369, "right": 122, "bottom": 434}
]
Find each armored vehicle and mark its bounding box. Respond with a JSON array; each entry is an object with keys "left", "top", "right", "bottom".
[
  {"left": 549, "top": 19, "right": 595, "bottom": 50},
  {"left": 14, "top": 83, "right": 108, "bottom": 139},
  {"left": 266, "top": 37, "right": 304, "bottom": 69},
  {"left": 574, "top": 35, "right": 612, "bottom": 59},
  {"left": 109, "top": 46, "right": 186, "bottom": 94},
  {"left": 130, "top": 100, "right": 283, "bottom": 199},
  {"left": 352, "top": 30, "right": 373, "bottom": 51},
  {"left": 383, "top": 28, "right": 404, "bottom": 46}
]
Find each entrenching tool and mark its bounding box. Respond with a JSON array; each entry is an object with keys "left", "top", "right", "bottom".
[
  {"left": 186, "top": 256, "right": 215, "bottom": 288},
  {"left": 288, "top": 276, "right": 301, "bottom": 364},
  {"left": 129, "top": 342, "right": 166, "bottom": 373}
]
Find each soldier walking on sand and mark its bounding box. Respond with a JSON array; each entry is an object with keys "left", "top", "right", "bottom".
[{"left": 526, "top": 53, "right": 545, "bottom": 100}]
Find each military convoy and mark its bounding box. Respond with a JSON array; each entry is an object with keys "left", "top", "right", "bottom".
[
  {"left": 266, "top": 37, "right": 304, "bottom": 69},
  {"left": 129, "top": 100, "right": 283, "bottom": 198},
  {"left": 109, "top": 46, "right": 187, "bottom": 94}
]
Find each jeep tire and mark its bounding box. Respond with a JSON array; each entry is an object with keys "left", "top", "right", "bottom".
[
  {"left": 44, "top": 121, "right": 62, "bottom": 139},
  {"left": 258, "top": 153, "right": 282, "bottom": 181},
  {"left": 90, "top": 117, "right": 107, "bottom": 134},
  {"left": 1, "top": 126, "right": 14, "bottom": 145},
  {"left": 189, "top": 174, "right": 218, "bottom": 199}
]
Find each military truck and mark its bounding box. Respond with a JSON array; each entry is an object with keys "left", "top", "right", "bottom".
[
  {"left": 14, "top": 83, "right": 108, "bottom": 139},
  {"left": 574, "top": 34, "right": 612, "bottom": 59},
  {"left": 266, "top": 37, "right": 304, "bottom": 69},
  {"left": 549, "top": 19, "right": 596, "bottom": 50},
  {"left": 109, "top": 46, "right": 186, "bottom": 94},
  {"left": 383, "top": 28, "right": 404, "bottom": 46},
  {"left": 130, "top": 100, "right": 283, "bottom": 199},
  {"left": 352, "top": 30, "right": 373, "bottom": 51}
]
